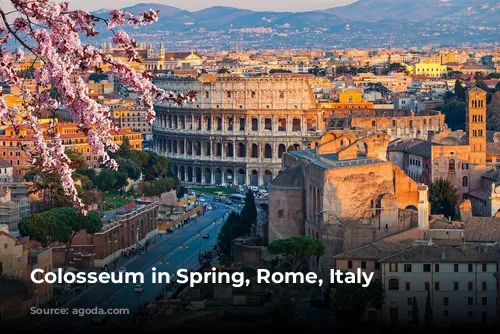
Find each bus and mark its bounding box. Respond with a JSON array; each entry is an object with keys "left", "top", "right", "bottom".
[{"left": 230, "top": 194, "right": 246, "bottom": 202}]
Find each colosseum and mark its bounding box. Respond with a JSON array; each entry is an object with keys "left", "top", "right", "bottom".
[{"left": 152, "top": 74, "right": 325, "bottom": 186}]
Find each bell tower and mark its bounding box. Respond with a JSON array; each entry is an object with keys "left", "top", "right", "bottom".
[{"left": 467, "top": 87, "right": 487, "bottom": 166}]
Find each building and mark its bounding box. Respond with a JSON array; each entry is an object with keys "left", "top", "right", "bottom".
[
  {"left": 0, "top": 122, "right": 143, "bottom": 179},
  {"left": 72, "top": 200, "right": 158, "bottom": 268},
  {"left": 0, "top": 186, "right": 30, "bottom": 231},
  {"left": 268, "top": 131, "right": 430, "bottom": 273},
  {"left": 388, "top": 138, "right": 433, "bottom": 185},
  {"left": 352, "top": 73, "right": 412, "bottom": 93},
  {"left": 112, "top": 99, "right": 153, "bottom": 140},
  {"left": 319, "top": 89, "right": 375, "bottom": 109},
  {"left": 142, "top": 43, "right": 202, "bottom": 71},
  {"left": 407, "top": 63, "right": 447, "bottom": 77},
  {"left": 152, "top": 74, "right": 325, "bottom": 186},
  {"left": 0, "top": 159, "right": 13, "bottom": 182},
  {"left": 380, "top": 242, "right": 499, "bottom": 326}
]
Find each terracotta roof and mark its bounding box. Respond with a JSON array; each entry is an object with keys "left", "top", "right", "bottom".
[
  {"left": 0, "top": 159, "right": 12, "bottom": 168},
  {"left": 464, "top": 217, "right": 500, "bottom": 242},
  {"left": 388, "top": 139, "right": 434, "bottom": 158},
  {"left": 335, "top": 240, "right": 410, "bottom": 260},
  {"left": 379, "top": 243, "right": 500, "bottom": 263}
]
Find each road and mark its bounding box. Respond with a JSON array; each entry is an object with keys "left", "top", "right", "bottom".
[{"left": 22, "top": 194, "right": 240, "bottom": 330}]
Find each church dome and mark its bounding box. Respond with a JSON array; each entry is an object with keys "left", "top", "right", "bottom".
[{"left": 271, "top": 164, "right": 304, "bottom": 188}]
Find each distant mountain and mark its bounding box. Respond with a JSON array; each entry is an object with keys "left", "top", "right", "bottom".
[{"left": 92, "top": 1, "right": 500, "bottom": 49}]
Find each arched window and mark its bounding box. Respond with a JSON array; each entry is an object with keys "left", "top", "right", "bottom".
[
  {"left": 448, "top": 159, "right": 455, "bottom": 170},
  {"left": 388, "top": 278, "right": 399, "bottom": 291},
  {"left": 462, "top": 176, "right": 469, "bottom": 188}
]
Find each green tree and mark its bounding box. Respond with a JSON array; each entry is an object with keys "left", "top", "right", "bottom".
[
  {"left": 19, "top": 211, "right": 72, "bottom": 248},
  {"left": 217, "top": 211, "right": 242, "bottom": 256},
  {"left": 429, "top": 178, "right": 458, "bottom": 220},
  {"left": 240, "top": 190, "right": 257, "bottom": 234},
  {"left": 487, "top": 73, "right": 500, "bottom": 79},
  {"left": 217, "top": 67, "right": 230, "bottom": 74},
  {"left": 268, "top": 236, "right": 325, "bottom": 272},
  {"left": 487, "top": 91, "right": 500, "bottom": 131},
  {"left": 454, "top": 80, "right": 466, "bottom": 102},
  {"left": 424, "top": 289, "right": 433, "bottom": 327},
  {"left": 93, "top": 168, "right": 117, "bottom": 192},
  {"left": 382, "top": 62, "right": 406, "bottom": 75},
  {"left": 412, "top": 296, "right": 420, "bottom": 326},
  {"left": 118, "top": 158, "right": 141, "bottom": 180},
  {"left": 435, "top": 98, "right": 466, "bottom": 130},
  {"left": 330, "top": 278, "right": 385, "bottom": 325}
]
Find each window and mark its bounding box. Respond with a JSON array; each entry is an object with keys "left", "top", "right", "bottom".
[
  {"left": 361, "top": 261, "right": 366, "bottom": 269},
  {"left": 347, "top": 260, "right": 353, "bottom": 269},
  {"left": 251, "top": 91, "right": 256, "bottom": 98},
  {"left": 3, "top": 243, "right": 7, "bottom": 249},
  {"left": 405, "top": 282, "right": 410, "bottom": 291},
  {"left": 278, "top": 210, "right": 284, "bottom": 218},
  {"left": 227, "top": 91, "right": 232, "bottom": 98},
  {"left": 444, "top": 310, "right": 449, "bottom": 317},
  {"left": 482, "top": 281, "right": 487, "bottom": 291},
  {"left": 389, "top": 263, "right": 398, "bottom": 272},
  {"left": 468, "top": 297, "right": 473, "bottom": 306},
  {"left": 482, "top": 263, "right": 487, "bottom": 272},
  {"left": 423, "top": 264, "right": 431, "bottom": 272},
  {"left": 454, "top": 281, "right": 459, "bottom": 291},
  {"left": 462, "top": 176, "right": 469, "bottom": 188},
  {"left": 454, "top": 264, "right": 459, "bottom": 272},
  {"left": 435, "top": 282, "right": 440, "bottom": 291},
  {"left": 279, "top": 91, "right": 285, "bottom": 98},
  {"left": 404, "top": 264, "right": 412, "bottom": 272},
  {"left": 425, "top": 282, "right": 430, "bottom": 291},
  {"left": 375, "top": 262, "right": 380, "bottom": 270},
  {"left": 482, "top": 297, "right": 487, "bottom": 306},
  {"left": 435, "top": 264, "right": 440, "bottom": 272},
  {"left": 468, "top": 282, "right": 473, "bottom": 291},
  {"left": 388, "top": 278, "right": 399, "bottom": 291},
  {"left": 444, "top": 297, "right": 449, "bottom": 306},
  {"left": 468, "top": 263, "right": 473, "bottom": 272},
  {"left": 407, "top": 297, "right": 412, "bottom": 306},
  {"left": 448, "top": 159, "right": 455, "bottom": 170},
  {"left": 372, "top": 121, "right": 376, "bottom": 127}
]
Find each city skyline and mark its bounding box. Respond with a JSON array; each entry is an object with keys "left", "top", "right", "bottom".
[{"left": 67, "top": 0, "right": 357, "bottom": 12}]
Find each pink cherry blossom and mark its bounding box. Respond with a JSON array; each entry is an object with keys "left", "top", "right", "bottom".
[{"left": 0, "top": 1, "right": 194, "bottom": 214}]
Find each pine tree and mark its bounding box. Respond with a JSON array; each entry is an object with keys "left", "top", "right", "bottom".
[
  {"left": 424, "top": 289, "right": 433, "bottom": 328},
  {"left": 240, "top": 190, "right": 257, "bottom": 234},
  {"left": 412, "top": 296, "right": 420, "bottom": 326},
  {"left": 454, "top": 80, "right": 465, "bottom": 102}
]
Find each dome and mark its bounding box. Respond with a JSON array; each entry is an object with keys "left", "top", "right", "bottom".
[
  {"left": 439, "top": 137, "right": 460, "bottom": 145},
  {"left": 271, "top": 164, "right": 304, "bottom": 188}
]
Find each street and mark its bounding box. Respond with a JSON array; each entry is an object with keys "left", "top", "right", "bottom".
[{"left": 22, "top": 194, "right": 238, "bottom": 330}]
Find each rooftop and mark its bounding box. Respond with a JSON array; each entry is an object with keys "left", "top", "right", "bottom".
[
  {"left": 463, "top": 217, "right": 500, "bottom": 243},
  {"left": 288, "top": 149, "right": 384, "bottom": 170},
  {"left": 388, "top": 139, "right": 435, "bottom": 158},
  {"left": 335, "top": 240, "right": 410, "bottom": 260}
]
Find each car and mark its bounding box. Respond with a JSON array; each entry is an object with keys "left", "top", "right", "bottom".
[
  {"left": 206, "top": 205, "right": 213, "bottom": 210},
  {"left": 202, "top": 233, "right": 209, "bottom": 239},
  {"left": 134, "top": 284, "right": 144, "bottom": 292},
  {"left": 199, "top": 198, "right": 205, "bottom": 202},
  {"left": 225, "top": 200, "right": 232, "bottom": 205},
  {"left": 118, "top": 267, "right": 126, "bottom": 273}
]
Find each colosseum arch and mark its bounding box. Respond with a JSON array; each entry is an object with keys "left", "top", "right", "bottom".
[
  {"left": 179, "top": 166, "right": 185, "bottom": 181},
  {"left": 187, "top": 166, "right": 193, "bottom": 182},
  {"left": 278, "top": 144, "right": 286, "bottom": 159},
  {"left": 179, "top": 115, "right": 185, "bottom": 129},
  {"left": 173, "top": 115, "right": 178, "bottom": 129},
  {"left": 186, "top": 141, "right": 192, "bottom": 155},
  {"left": 293, "top": 143, "right": 300, "bottom": 150},
  {"left": 216, "top": 116, "right": 222, "bottom": 131},
  {"left": 173, "top": 165, "right": 178, "bottom": 178},
  {"left": 179, "top": 140, "right": 185, "bottom": 154},
  {"left": 237, "top": 143, "right": 246, "bottom": 158},
  {"left": 167, "top": 115, "right": 172, "bottom": 128},
  {"left": 215, "top": 142, "right": 222, "bottom": 157},
  {"left": 204, "top": 116, "right": 211, "bottom": 131},
  {"left": 194, "top": 141, "right": 201, "bottom": 156},
  {"left": 195, "top": 167, "right": 202, "bottom": 183},
  {"left": 214, "top": 168, "right": 223, "bottom": 184},
  {"left": 237, "top": 168, "right": 246, "bottom": 185},
  {"left": 167, "top": 139, "right": 172, "bottom": 153},
  {"left": 250, "top": 170, "right": 259, "bottom": 186},
  {"left": 340, "top": 137, "right": 351, "bottom": 147},
  {"left": 226, "top": 143, "right": 234, "bottom": 157},
  {"left": 173, "top": 140, "right": 178, "bottom": 154},
  {"left": 251, "top": 144, "right": 259, "bottom": 158},
  {"left": 226, "top": 168, "right": 234, "bottom": 184},
  {"left": 264, "top": 144, "right": 272, "bottom": 159},
  {"left": 205, "top": 142, "right": 211, "bottom": 156},
  {"left": 264, "top": 170, "right": 273, "bottom": 185},
  {"left": 204, "top": 168, "right": 212, "bottom": 184}
]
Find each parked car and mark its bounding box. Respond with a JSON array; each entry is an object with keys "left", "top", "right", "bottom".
[
  {"left": 199, "top": 198, "right": 205, "bottom": 202},
  {"left": 206, "top": 205, "right": 213, "bottom": 210},
  {"left": 225, "top": 200, "right": 232, "bottom": 205},
  {"left": 202, "top": 233, "right": 209, "bottom": 239},
  {"left": 134, "top": 284, "right": 144, "bottom": 292}
]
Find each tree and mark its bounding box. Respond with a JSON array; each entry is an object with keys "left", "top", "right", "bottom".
[
  {"left": 382, "top": 62, "right": 406, "bottom": 75},
  {"left": 435, "top": 99, "right": 466, "bottom": 130},
  {"left": 93, "top": 168, "right": 118, "bottom": 192},
  {"left": 330, "top": 278, "right": 385, "bottom": 325},
  {"left": 217, "top": 211, "right": 242, "bottom": 256},
  {"left": 118, "top": 158, "right": 141, "bottom": 180},
  {"left": 424, "top": 289, "right": 433, "bottom": 327},
  {"left": 240, "top": 190, "right": 257, "bottom": 234},
  {"left": 454, "top": 80, "right": 466, "bottom": 102},
  {"left": 412, "top": 296, "right": 420, "bottom": 326},
  {"left": 268, "top": 236, "right": 325, "bottom": 272},
  {"left": 487, "top": 92, "right": 500, "bottom": 131},
  {"left": 429, "top": 178, "right": 458, "bottom": 220},
  {"left": 269, "top": 69, "right": 291, "bottom": 74},
  {"left": 19, "top": 211, "right": 72, "bottom": 248},
  {"left": 0, "top": 2, "right": 194, "bottom": 212},
  {"left": 217, "top": 67, "right": 230, "bottom": 74}
]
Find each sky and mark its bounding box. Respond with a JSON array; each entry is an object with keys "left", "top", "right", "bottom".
[{"left": 66, "top": 0, "right": 357, "bottom": 12}]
